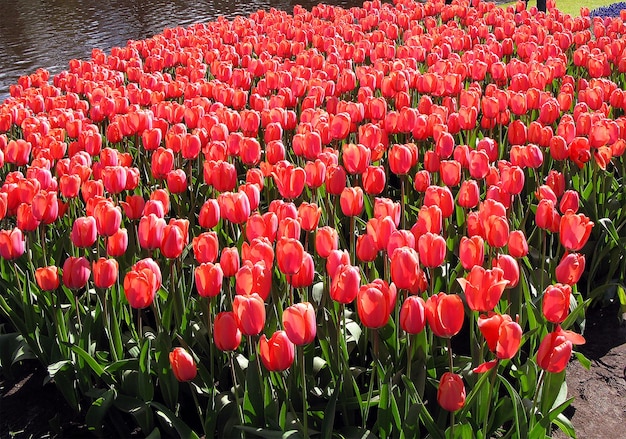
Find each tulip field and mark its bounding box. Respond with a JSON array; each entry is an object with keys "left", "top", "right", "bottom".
[{"left": 1, "top": 0, "right": 626, "bottom": 437}]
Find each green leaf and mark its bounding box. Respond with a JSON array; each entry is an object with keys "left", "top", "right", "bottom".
[
  {"left": 336, "top": 426, "right": 378, "bottom": 439},
  {"left": 401, "top": 376, "right": 444, "bottom": 439},
  {"left": 69, "top": 344, "right": 116, "bottom": 386},
  {"left": 321, "top": 382, "right": 339, "bottom": 439},
  {"left": 151, "top": 401, "right": 200, "bottom": 439},
  {"left": 497, "top": 374, "right": 528, "bottom": 439},
  {"left": 235, "top": 426, "right": 302, "bottom": 439},
  {"left": 553, "top": 413, "right": 576, "bottom": 438},
  {"left": 243, "top": 354, "right": 264, "bottom": 426},
  {"left": 574, "top": 352, "right": 591, "bottom": 371},
  {"left": 86, "top": 388, "right": 116, "bottom": 435}
]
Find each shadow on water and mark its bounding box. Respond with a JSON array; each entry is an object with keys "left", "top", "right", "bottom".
[{"left": 0, "top": 0, "right": 364, "bottom": 100}]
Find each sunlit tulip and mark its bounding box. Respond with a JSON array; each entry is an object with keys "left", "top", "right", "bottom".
[
  {"left": 235, "top": 261, "right": 272, "bottom": 300},
  {"left": 35, "top": 266, "right": 60, "bottom": 291},
  {"left": 138, "top": 214, "right": 165, "bottom": 251},
  {"left": 93, "top": 258, "right": 118, "bottom": 289},
  {"left": 555, "top": 253, "right": 585, "bottom": 286},
  {"left": 220, "top": 247, "right": 240, "bottom": 277},
  {"left": 169, "top": 347, "right": 197, "bottom": 382},
  {"left": 400, "top": 296, "right": 426, "bottom": 334},
  {"left": 214, "top": 312, "right": 242, "bottom": 351},
  {"left": 390, "top": 246, "right": 420, "bottom": 291},
  {"left": 418, "top": 233, "right": 446, "bottom": 268},
  {"left": 107, "top": 228, "right": 128, "bottom": 257},
  {"left": 330, "top": 264, "right": 360, "bottom": 304},
  {"left": 340, "top": 186, "right": 364, "bottom": 217},
  {"left": 459, "top": 235, "right": 484, "bottom": 270},
  {"left": 542, "top": 284, "right": 572, "bottom": 324},
  {"left": 493, "top": 254, "right": 519, "bottom": 288},
  {"left": 425, "top": 293, "right": 464, "bottom": 338},
  {"left": 198, "top": 198, "right": 220, "bottom": 229},
  {"left": 537, "top": 327, "right": 585, "bottom": 373},
  {"left": 437, "top": 372, "right": 466, "bottom": 412},
  {"left": 507, "top": 230, "right": 528, "bottom": 258},
  {"left": 283, "top": 302, "right": 316, "bottom": 345},
  {"left": 70, "top": 216, "right": 97, "bottom": 248},
  {"left": 290, "top": 252, "right": 314, "bottom": 288},
  {"left": 193, "top": 231, "right": 219, "bottom": 264},
  {"left": 477, "top": 313, "right": 522, "bottom": 360},
  {"left": 276, "top": 237, "right": 304, "bottom": 276},
  {"left": 560, "top": 211, "right": 593, "bottom": 251},
  {"left": 62, "top": 256, "right": 91, "bottom": 290},
  {"left": 0, "top": 228, "right": 25, "bottom": 260},
  {"left": 457, "top": 266, "right": 508, "bottom": 312},
  {"left": 233, "top": 293, "right": 265, "bottom": 336},
  {"left": 259, "top": 331, "right": 295, "bottom": 372},
  {"left": 195, "top": 262, "right": 224, "bottom": 298},
  {"left": 93, "top": 200, "right": 122, "bottom": 237},
  {"left": 120, "top": 195, "right": 145, "bottom": 221}
]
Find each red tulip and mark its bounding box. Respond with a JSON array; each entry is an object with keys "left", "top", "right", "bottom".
[
  {"left": 537, "top": 327, "right": 585, "bottom": 373},
  {"left": 198, "top": 198, "right": 220, "bottom": 229},
  {"left": 559, "top": 190, "right": 580, "bottom": 214},
  {"left": 542, "top": 284, "right": 571, "bottom": 324},
  {"left": 123, "top": 260, "right": 160, "bottom": 308},
  {"left": 297, "top": 202, "right": 321, "bottom": 232},
  {"left": 425, "top": 293, "right": 464, "bottom": 338},
  {"left": 458, "top": 266, "right": 508, "bottom": 312},
  {"left": 0, "top": 228, "right": 25, "bottom": 260},
  {"left": 235, "top": 261, "right": 272, "bottom": 300},
  {"left": 259, "top": 330, "right": 295, "bottom": 372},
  {"left": 151, "top": 147, "right": 174, "bottom": 180},
  {"left": 559, "top": 211, "right": 593, "bottom": 251},
  {"left": 62, "top": 256, "right": 91, "bottom": 290},
  {"left": 93, "top": 200, "right": 122, "bottom": 237},
  {"left": 459, "top": 235, "right": 484, "bottom": 270},
  {"left": 166, "top": 169, "right": 188, "bottom": 194},
  {"left": 283, "top": 302, "right": 316, "bottom": 345},
  {"left": 437, "top": 372, "right": 466, "bottom": 412},
  {"left": 400, "top": 296, "right": 426, "bottom": 334},
  {"left": 477, "top": 313, "right": 522, "bottom": 360},
  {"left": 555, "top": 253, "right": 585, "bottom": 286},
  {"left": 102, "top": 166, "right": 127, "bottom": 194},
  {"left": 535, "top": 199, "right": 558, "bottom": 231},
  {"left": 330, "top": 264, "right": 360, "bottom": 304},
  {"left": 35, "top": 266, "right": 60, "bottom": 291},
  {"left": 107, "top": 228, "right": 128, "bottom": 257},
  {"left": 374, "top": 198, "right": 401, "bottom": 227},
  {"left": 193, "top": 231, "right": 219, "bottom": 264},
  {"left": 389, "top": 143, "right": 414, "bottom": 175},
  {"left": 169, "top": 347, "right": 197, "bottom": 382},
  {"left": 214, "top": 311, "right": 242, "bottom": 351},
  {"left": 138, "top": 213, "right": 165, "bottom": 250},
  {"left": 272, "top": 161, "right": 306, "bottom": 199},
  {"left": 493, "top": 254, "right": 519, "bottom": 288},
  {"left": 70, "top": 216, "right": 97, "bottom": 248},
  {"left": 362, "top": 165, "right": 386, "bottom": 195},
  {"left": 233, "top": 293, "right": 266, "bottom": 336},
  {"left": 325, "top": 165, "right": 347, "bottom": 195},
  {"left": 93, "top": 258, "right": 119, "bottom": 289},
  {"left": 390, "top": 246, "right": 420, "bottom": 291},
  {"left": 424, "top": 186, "right": 454, "bottom": 218},
  {"left": 418, "top": 232, "right": 446, "bottom": 268},
  {"left": 507, "top": 230, "right": 528, "bottom": 258},
  {"left": 356, "top": 233, "right": 378, "bottom": 263},
  {"left": 242, "top": 237, "right": 274, "bottom": 269},
  {"left": 31, "top": 191, "right": 58, "bottom": 224},
  {"left": 342, "top": 143, "right": 371, "bottom": 175},
  {"left": 195, "top": 263, "right": 224, "bottom": 298},
  {"left": 484, "top": 215, "right": 509, "bottom": 249},
  {"left": 290, "top": 252, "right": 314, "bottom": 288},
  {"left": 326, "top": 250, "right": 351, "bottom": 279},
  {"left": 357, "top": 279, "right": 397, "bottom": 329},
  {"left": 218, "top": 191, "right": 251, "bottom": 224},
  {"left": 412, "top": 205, "right": 443, "bottom": 238},
  {"left": 276, "top": 237, "right": 304, "bottom": 276},
  {"left": 120, "top": 195, "right": 145, "bottom": 221},
  {"left": 340, "top": 186, "right": 364, "bottom": 217},
  {"left": 220, "top": 247, "right": 240, "bottom": 277}
]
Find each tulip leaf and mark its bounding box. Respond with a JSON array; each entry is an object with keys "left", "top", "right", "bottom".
[
  {"left": 574, "top": 351, "right": 591, "bottom": 371},
  {"left": 235, "top": 426, "right": 302, "bottom": 438},
  {"left": 86, "top": 388, "right": 116, "bottom": 435},
  {"left": 321, "top": 383, "right": 339, "bottom": 439},
  {"left": 243, "top": 354, "right": 264, "bottom": 426},
  {"left": 154, "top": 332, "right": 178, "bottom": 409},
  {"left": 552, "top": 413, "right": 576, "bottom": 438},
  {"left": 69, "top": 344, "right": 116, "bottom": 386},
  {"left": 401, "top": 376, "right": 444, "bottom": 439},
  {"left": 497, "top": 374, "right": 528, "bottom": 439},
  {"left": 151, "top": 401, "right": 200, "bottom": 439},
  {"left": 336, "top": 426, "right": 377, "bottom": 439}
]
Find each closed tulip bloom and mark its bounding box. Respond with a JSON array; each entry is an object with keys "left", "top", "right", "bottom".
[
  {"left": 315, "top": 226, "right": 338, "bottom": 259},
  {"left": 195, "top": 262, "right": 224, "bottom": 298},
  {"left": 400, "top": 296, "right": 426, "bottom": 334},
  {"left": 166, "top": 169, "right": 187, "bottom": 194},
  {"left": 93, "top": 200, "right": 122, "bottom": 237},
  {"left": 342, "top": 143, "right": 371, "bottom": 175},
  {"left": 160, "top": 221, "right": 188, "bottom": 259},
  {"left": 277, "top": 217, "right": 301, "bottom": 241},
  {"left": 198, "top": 198, "right": 220, "bottom": 229},
  {"left": 272, "top": 161, "right": 306, "bottom": 199},
  {"left": 458, "top": 180, "right": 480, "bottom": 209},
  {"left": 424, "top": 185, "right": 454, "bottom": 218},
  {"left": 31, "top": 191, "right": 58, "bottom": 224},
  {"left": 418, "top": 233, "right": 446, "bottom": 268},
  {"left": 169, "top": 347, "right": 197, "bottom": 382},
  {"left": 214, "top": 311, "right": 242, "bottom": 351},
  {"left": 93, "top": 258, "right": 119, "bottom": 289},
  {"left": 356, "top": 233, "right": 378, "bottom": 263},
  {"left": 297, "top": 202, "right": 321, "bottom": 232},
  {"left": 242, "top": 237, "right": 274, "bottom": 269},
  {"left": 555, "top": 253, "right": 585, "bottom": 286},
  {"left": 484, "top": 215, "right": 509, "bottom": 248},
  {"left": 560, "top": 211, "right": 593, "bottom": 251},
  {"left": 35, "top": 266, "right": 60, "bottom": 291},
  {"left": 425, "top": 293, "right": 464, "bottom": 338},
  {"left": 459, "top": 235, "right": 485, "bottom": 270},
  {"left": 120, "top": 195, "right": 145, "bottom": 221},
  {"left": 413, "top": 205, "right": 443, "bottom": 238},
  {"left": 559, "top": 190, "right": 580, "bottom": 214},
  {"left": 259, "top": 331, "right": 295, "bottom": 372},
  {"left": 537, "top": 327, "right": 585, "bottom": 373},
  {"left": 542, "top": 284, "right": 571, "bottom": 323},
  {"left": 276, "top": 237, "right": 304, "bottom": 275},
  {"left": 133, "top": 258, "right": 162, "bottom": 291},
  {"left": 362, "top": 165, "right": 386, "bottom": 195},
  {"left": 357, "top": 279, "right": 397, "bottom": 329},
  {"left": 220, "top": 247, "right": 240, "bottom": 277},
  {"left": 193, "top": 231, "right": 219, "bottom": 264},
  {"left": 330, "top": 264, "right": 360, "bottom": 304},
  {"left": 107, "top": 228, "right": 128, "bottom": 257},
  {"left": 151, "top": 147, "right": 174, "bottom": 180},
  {"left": 458, "top": 266, "right": 508, "bottom": 312},
  {"left": 71, "top": 216, "right": 97, "bottom": 248},
  {"left": 218, "top": 191, "right": 251, "bottom": 224},
  {"left": 233, "top": 293, "right": 266, "bottom": 336},
  {"left": 138, "top": 214, "right": 165, "bottom": 250},
  {"left": 477, "top": 313, "right": 522, "bottom": 360},
  {"left": 535, "top": 199, "right": 557, "bottom": 230},
  {"left": 325, "top": 165, "right": 347, "bottom": 196},
  {"left": 440, "top": 160, "right": 461, "bottom": 187},
  {"left": 0, "top": 228, "right": 26, "bottom": 260},
  {"left": 389, "top": 143, "right": 414, "bottom": 175},
  {"left": 290, "top": 252, "right": 314, "bottom": 288},
  {"left": 437, "top": 373, "right": 466, "bottom": 412},
  {"left": 62, "top": 256, "right": 91, "bottom": 290},
  {"left": 283, "top": 302, "right": 316, "bottom": 345},
  {"left": 326, "top": 250, "right": 351, "bottom": 279},
  {"left": 123, "top": 265, "right": 160, "bottom": 309},
  {"left": 340, "top": 186, "right": 364, "bottom": 217},
  {"left": 493, "top": 254, "right": 519, "bottom": 288},
  {"left": 507, "top": 230, "right": 529, "bottom": 258},
  {"left": 390, "top": 246, "right": 420, "bottom": 291},
  {"left": 235, "top": 261, "right": 272, "bottom": 300}
]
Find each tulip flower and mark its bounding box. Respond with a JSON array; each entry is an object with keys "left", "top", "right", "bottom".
[
  {"left": 458, "top": 266, "right": 508, "bottom": 312},
  {"left": 290, "top": 252, "right": 314, "bottom": 288},
  {"left": 425, "top": 293, "right": 464, "bottom": 338},
  {"left": 330, "top": 264, "right": 360, "bottom": 304},
  {"left": 233, "top": 293, "right": 266, "bottom": 336},
  {"left": 70, "top": 216, "right": 97, "bottom": 248},
  {"left": 259, "top": 330, "right": 295, "bottom": 372},
  {"left": 340, "top": 186, "right": 364, "bottom": 217},
  {"left": 507, "top": 230, "right": 529, "bottom": 258},
  {"left": 537, "top": 327, "right": 585, "bottom": 373},
  {"left": 62, "top": 256, "right": 91, "bottom": 290},
  {"left": 138, "top": 214, "right": 165, "bottom": 251},
  {"left": 542, "top": 284, "right": 572, "bottom": 324},
  {"left": 555, "top": 253, "right": 585, "bottom": 286},
  {"left": 235, "top": 260, "right": 272, "bottom": 300},
  {"left": 459, "top": 235, "right": 485, "bottom": 270},
  {"left": 93, "top": 258, "right": 119, "bottom": 289},
  {"left": 160, "top": 220, "right": 188, "bottom": 259},
  {"left": 123, "top": 263, "right": 160, "bottom": 309},
  {"left": 198, "top": 198, "right": 220, "bottom": 229},
  {"left": 283, "top": 302, "right": 316, "bottom": 345},
  {"left": 357, "top": 279, "right": 397, "bottom": 329},
  {"left": 193, "top": 232, "right": 219, "bottom": 264},
  {"left": 169, "top": 347, "right": 197, "bottom": 382},
  {"left": 390, "top": 246, "right": 420, "bottom": 291},
  {"left": 214, "top": 311, "right": 242, "bottom": 351},
  {"left": 400, "top": 296, "right": 426, "bottom": 334},
  {"left": 195, "top": 263, "right": 224, "bottom": 298},
  {"left": 560, "top": 211, "right": 593, "bottom": 251},
  {"left": 418, "top": 232, "right": 446, "bottom": 268},
  {"left": 477, "top": 313, "right": 522, "bottom": 360},
  {"left": 93, "top": 200, "right": 122, "bottom": 237},
  {"left": 437, "top": 372, "right": 466, "bottom": 412},
  {"left": 0, "top": 228, "right": 26, "bottom": 260},
  {"left": 220, "top": 247, "right": 240, "bottom": 277},
  {"left": 493, "top": 254, "right": 520, "bottom": 289},
  {"left": 35, "top": 266, "right": 60, "bottom": 291},
  {"left": 315, "top": 226, "right": 338, "bottom": 259}
]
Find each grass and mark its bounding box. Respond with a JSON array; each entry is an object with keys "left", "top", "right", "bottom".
[{"left": 500, "top": 0, "right": 619, "bottom": 16}]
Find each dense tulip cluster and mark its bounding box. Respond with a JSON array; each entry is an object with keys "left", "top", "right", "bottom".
[{"left": 1, "top": 0, "right": 615, "bottom": 436}]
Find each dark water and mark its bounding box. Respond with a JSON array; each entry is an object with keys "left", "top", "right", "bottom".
[{"left": 0, "top": 0, "right": 364, "bottom": 101}]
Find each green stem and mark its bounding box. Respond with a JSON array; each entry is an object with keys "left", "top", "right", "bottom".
[
  {"left": 482, "top": 363, "right": 498, "bottom": 437},
  {"left": 230, "top": 352, "right": 245, "bottom": 425},
  {"left": 189, "top": 382, "right": 207, "bottom": 437},
  {"left": 299, "top": 346, "right": 308, "bottom": 438}
]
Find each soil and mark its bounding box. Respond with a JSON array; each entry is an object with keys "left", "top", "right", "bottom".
[{"left": 1, "top": 303, "right": 625, "bottom": 438}]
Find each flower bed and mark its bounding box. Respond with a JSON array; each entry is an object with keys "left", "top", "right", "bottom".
[{"left": 1, "top": 0, "right": 624, "bottom": 437}]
